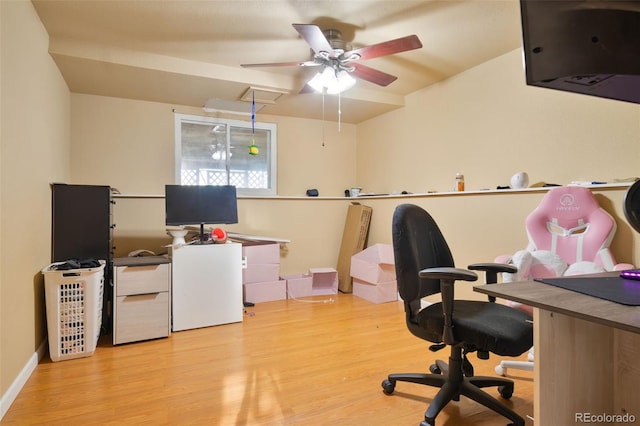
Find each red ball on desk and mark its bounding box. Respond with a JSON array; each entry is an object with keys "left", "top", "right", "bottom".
[{"left": 211, "top": 227, "right": 228, "bottom": 243}]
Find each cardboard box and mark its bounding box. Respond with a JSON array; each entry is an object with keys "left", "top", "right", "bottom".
[
  {"left": 336, "top": 202, "right": 372, "bottom": 293},
  {"left": 243, "top": 279, "right": 287, "bottom": 303},
  {"left": 353, "top": 279, "right": 398, "bottom": 304},
  {"left": 241, "top": 241, "right": 281, "bottom": 264},
  {"left": 242, "top": 263, "right": 280, "bottom": 284},
  {"left": 283, "top": 274, "right": 313, "bottom": 299},
  {"left": 350, "top": 243, "right": 395, "bottom": 284},
  {"left": 310, "top": 267, "right": 338, "bottom": 295}
]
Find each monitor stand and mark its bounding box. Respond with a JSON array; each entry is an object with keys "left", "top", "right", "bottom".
[{"left": 199, "top": 223, "right": 206, "bottom": 243}]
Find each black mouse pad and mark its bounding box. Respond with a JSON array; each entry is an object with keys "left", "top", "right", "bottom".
[{"left": 535, "top": 276, "right": 640, "bottom": 306}]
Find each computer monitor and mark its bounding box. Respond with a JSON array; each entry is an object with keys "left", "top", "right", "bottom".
[{"left": 165, "top": 185, "right": 238, "bottom": 242}]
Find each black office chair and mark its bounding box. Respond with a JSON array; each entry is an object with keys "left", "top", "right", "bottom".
[{"left": 381, "top": 204, "right": 533, "bottom": 426}]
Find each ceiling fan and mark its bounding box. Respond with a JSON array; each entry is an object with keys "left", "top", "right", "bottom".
[{"left": 241, "top": 24, "right": 423, "bottom": 93}]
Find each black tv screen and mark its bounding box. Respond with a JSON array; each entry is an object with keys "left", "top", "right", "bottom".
[
  {"left": 165, "top": 185, "right": 238, "bottom": 226},
  {"left": 520, "top": 0, "right": 640, "bottom": 103}
]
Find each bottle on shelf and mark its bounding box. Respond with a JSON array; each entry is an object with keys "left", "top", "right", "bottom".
[{"left": 455, "top": 173, "right": 465, "bottom": 192}]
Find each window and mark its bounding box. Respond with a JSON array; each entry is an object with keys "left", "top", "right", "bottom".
[{"left": 174, "top": 113, "right": 277, "bottom": 196}]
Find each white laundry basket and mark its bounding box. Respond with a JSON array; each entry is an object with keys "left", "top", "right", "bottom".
[{"left": 42, "top": 260, "right": 105, "bottom": 362}]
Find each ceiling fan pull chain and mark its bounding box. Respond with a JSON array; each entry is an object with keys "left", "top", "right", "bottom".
[
  {"left": 321, "top": 89, "right": 325, "bottom": 147},
  {"left": 337, "top": 89, "right": 342, "bottom": 132}
]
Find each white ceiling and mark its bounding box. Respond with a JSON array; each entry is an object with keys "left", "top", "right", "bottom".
[{"left": 32, "top": 0, "right": 524, "bottom": 124}]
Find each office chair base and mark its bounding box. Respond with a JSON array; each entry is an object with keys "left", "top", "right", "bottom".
[{"left": 382, "top": 355, "right": 525, "bottom": 426}]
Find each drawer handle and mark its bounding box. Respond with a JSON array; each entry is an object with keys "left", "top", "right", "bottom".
[{"left": 123, "top": 293, "right": 161, "bottom": 302}]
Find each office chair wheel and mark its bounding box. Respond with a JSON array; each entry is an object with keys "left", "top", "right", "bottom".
[
  {"left": 498, "top": 384, "right": 514, "bottom": 399},
  {"left": 429, "top": 363, "right": 441, "bottom": 374},
  {"left": 420, "top": 420, "right": 434, "bottom": 426},
  {"left": 381, "top": 379, "right": 395, "bottom": 395}
]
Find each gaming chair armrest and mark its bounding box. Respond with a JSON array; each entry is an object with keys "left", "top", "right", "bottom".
[
  {"left": 614, "top": 263, "right": 635, "bottom": 271},
  {"left": 419, "top": 267, "right": 478, "bottom": 345},
  {"left": 494, "top": 254, "right": 512, "bottom": 264}
]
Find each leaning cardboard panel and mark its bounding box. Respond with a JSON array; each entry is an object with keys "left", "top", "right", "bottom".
[{"left": 337, "top": 202, "right": 372, "bottom": 293}]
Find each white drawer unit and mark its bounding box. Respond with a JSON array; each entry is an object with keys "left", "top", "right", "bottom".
[{"left": 113, "top": 257, "right": 171, "bottom": 345}]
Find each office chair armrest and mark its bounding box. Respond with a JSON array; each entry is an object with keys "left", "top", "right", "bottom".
[
  {"left": 468, "top": 263, "right": 517, "bottom": 302},
  {"left": 419, "top": 267, "right": 478, "bottom": 282},
  {"left": 468, "top": 262, "right": 517, "bottom": 284},
  {"left": 419, "top": 267, "right": 478, "bottom": 345},
  {"left": 468, "top": 262, "right": 517, "bottom": 275}
]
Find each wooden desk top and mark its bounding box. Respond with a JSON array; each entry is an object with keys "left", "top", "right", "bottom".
[{"left": 474, "top": 279, "right": 640, "bottom": 335}]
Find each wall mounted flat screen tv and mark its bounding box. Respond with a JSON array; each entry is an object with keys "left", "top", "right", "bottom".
[
  {"left": 165, "top": 184, "right": 238, "bottom": 228},
  {"left": 520, "top": 0, "right": 640, "bottom": 103}
]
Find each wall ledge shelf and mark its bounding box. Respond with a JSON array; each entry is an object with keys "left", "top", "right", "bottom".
[{"left": 112, "top": 182, "right": 633, "bottom": 201}]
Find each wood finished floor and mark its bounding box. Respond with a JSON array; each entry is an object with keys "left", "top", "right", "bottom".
[{"left": 3, "top": 295, "right": 533, "bottom": 425}]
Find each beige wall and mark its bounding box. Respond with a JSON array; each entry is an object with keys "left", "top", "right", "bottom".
[
  {"left": 1, "top": 0, "right": 71, "bottom": 403},
  {"left": 70, "top": 95, "right": 357, "bottom": 197},
  {"left": 357, "top": 49, "right": 640, "bottom": 195}
]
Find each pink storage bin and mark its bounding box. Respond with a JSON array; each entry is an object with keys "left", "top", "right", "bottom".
[
  {"left": 310, "top": 267, "right": 338, "bottom": 295},
  {"left": 284, "top": 274, "right": 313, "bottom": 299},
  {"left": 353, "top": 279, "right": 398, "bottom": 304},
  {"left": 243, "top": 279, "right": 287, "bottom": 303},
  {"left": 242, "top": 242, "right": 281, "bottom": 264},
  {"left": 242, "top": 263, "right": 280, "bottom": 284},
  {"left": 350, "top": 244, "right": 395, "bottom": 284}
]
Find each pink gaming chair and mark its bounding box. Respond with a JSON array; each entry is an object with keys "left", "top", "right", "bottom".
[{"left": 495, "top": 186, "right": 633, "bottom": 375}]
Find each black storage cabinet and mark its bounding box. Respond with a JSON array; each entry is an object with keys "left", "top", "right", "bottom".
[{"left": 51, "top": 183, "right": 113, "bottom": 333}]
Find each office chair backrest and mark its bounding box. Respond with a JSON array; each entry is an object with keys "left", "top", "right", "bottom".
[
  {"left": 525, "top": 186, "right": 617, "bottom": 269},
  {"left": 392, "top": 204, "right": 455, "bottom": 305}
]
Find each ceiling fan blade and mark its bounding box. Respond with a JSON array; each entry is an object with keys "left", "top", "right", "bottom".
[
  {"left": 350, "top": 63, "right": 398, "bottom": 87},
  {"left": 344, "top": 35, "right": 422, "bottom": 61},
  {"left": 292, "top": 24, "right": 333, "bottom": 55},
  {"left": 241, "top": 60, "right": 319, "bottom": 68}
]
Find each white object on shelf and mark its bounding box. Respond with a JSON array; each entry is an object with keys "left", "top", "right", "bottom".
[
  {"left": 171, "top": 243, "right": 243, "bottom": 331},
  {"left": 510, "top": 172, "right": 530, "bottom": 189}
]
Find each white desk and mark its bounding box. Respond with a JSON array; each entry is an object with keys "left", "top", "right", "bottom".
[
  {"left": 475, "top": 277, "right": 640, "bottom": 425},
  {"left": 171, "top": 242, "right": 243, "bottom": 331}
]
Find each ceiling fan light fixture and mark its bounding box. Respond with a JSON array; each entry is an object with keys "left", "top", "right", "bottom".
[
  {"left": 308, "top": 67, "right": 356, "bottom": 94},
  {"left": 328, "top": 70, "right": 356, "bottom": 94}
]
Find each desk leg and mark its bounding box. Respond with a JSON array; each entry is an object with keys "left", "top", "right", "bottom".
[{"left": 534, "top": 308, "right": 640, "bottom": 425}]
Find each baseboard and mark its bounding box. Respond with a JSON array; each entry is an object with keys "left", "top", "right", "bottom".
[{"left": 0, "top": 339, "right": 47, "bottom": 420}]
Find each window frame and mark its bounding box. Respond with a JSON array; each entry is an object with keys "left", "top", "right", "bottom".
[{"left": 174, "top": 113, "right": 277, "bottom": 196}]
